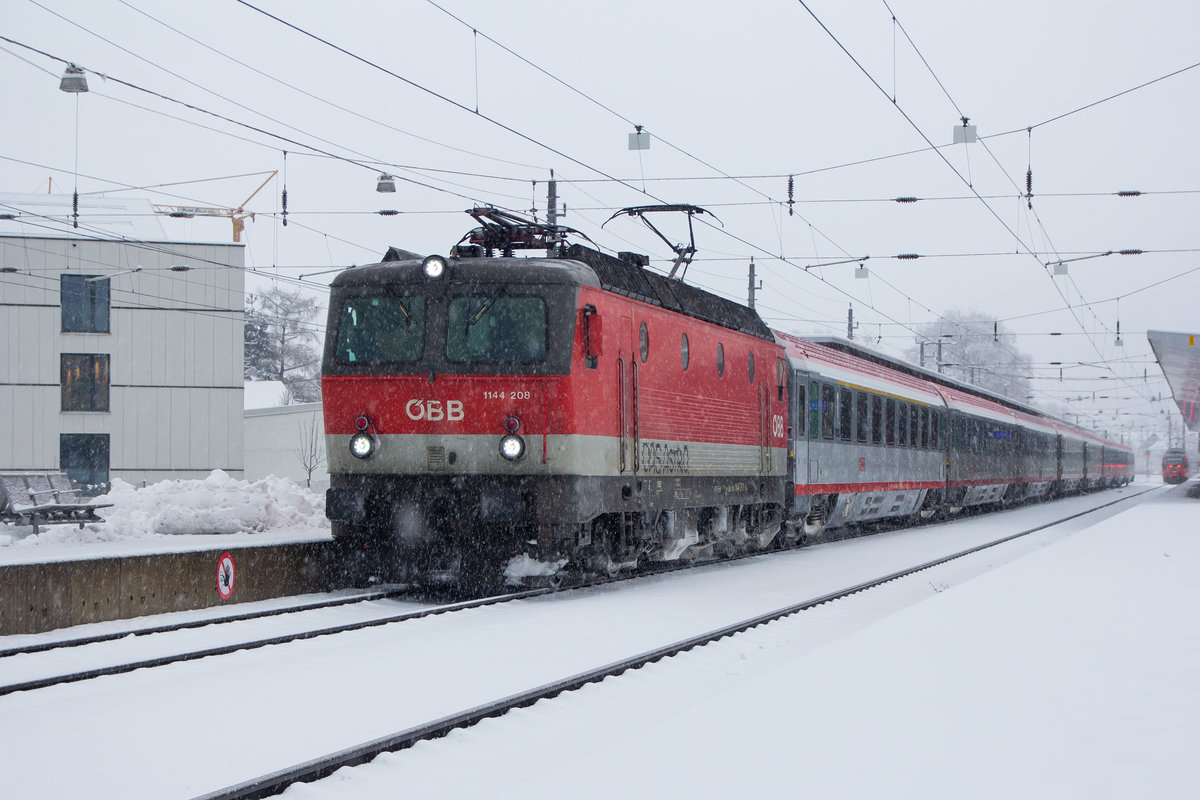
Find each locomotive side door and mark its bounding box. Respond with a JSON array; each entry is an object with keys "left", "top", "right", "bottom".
[{"left": 618, "top": 315, "right": 635, "bottom": 474}]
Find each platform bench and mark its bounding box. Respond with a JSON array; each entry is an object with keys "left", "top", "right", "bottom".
[{"left": 0, "top": 472, "right": 112, "bottom": 535}]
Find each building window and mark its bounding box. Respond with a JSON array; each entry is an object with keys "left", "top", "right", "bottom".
[
  {"left": 716, "top": 343, "right": 725, "bottom": 377},
  {"left": 61, "top": 353, "right": 110, "bottom": 411},
  {"left": 61, "top": 274, "right": 110, "bottom": 333},
  {"left": 639, "top": 322, "right": 649, "bottom": 363},
  {"left": 60, "top": 433, "right": 109, "bottom": 486},
  {"left": 681, "top": 333, "right": 689, "bottom": 370},
  {"left": 748, "top": 350, "right": 755, "bottom": 383}
]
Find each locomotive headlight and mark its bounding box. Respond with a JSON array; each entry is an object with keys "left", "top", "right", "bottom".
[
  {"left": 349, "top": 432, "right": 377, "bottom": 459},
  {"left": 422, "top": 254, "right": 447, "bottom": 279},
  {"left": 499, "top": 434, "right": 526, "bottom": 461}
]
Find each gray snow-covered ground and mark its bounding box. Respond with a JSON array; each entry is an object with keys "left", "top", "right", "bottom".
[{"left": 1, "top": 479, "right": 1195, "bottom": 799}]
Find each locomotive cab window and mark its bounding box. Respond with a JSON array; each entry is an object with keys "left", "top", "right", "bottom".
[
  {"left": 447, "top": 295, "right": 547, "bottom": 364},
  {"left": 335, "top": 295, "right": 425, "bottom": 364}
]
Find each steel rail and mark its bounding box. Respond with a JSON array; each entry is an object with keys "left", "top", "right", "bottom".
[
  {"left": 0, "top": 587, "right": 409, "bottom": 659},
  {"left": 0, "top": 587, "right": 548, "bottom": 697},
  {"left": 194, "top": 486, "right": 1157, "bottom": 800}
]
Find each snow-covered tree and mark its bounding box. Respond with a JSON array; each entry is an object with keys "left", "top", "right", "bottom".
[
  {"left": 905, "top": 309, "right": 1033, "bottom": 403},
  {"left": 244, "top": 287, "right": 322, "bottom": 402}
]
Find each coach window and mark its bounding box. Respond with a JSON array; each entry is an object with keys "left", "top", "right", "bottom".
[
  {"left": 810, "top": 381, "right": 820, "bottom": 438},
  {"left": 748, "top": 350, "right": 755, "bottom": 383},
  {"left": 885, "top": 398, "right": 896, "bottom": 445},
  {"left": 680, "top": 333, "right": 689, "bottom": 371},
  {"left": 922, "top": 408, "right": 932, "bottom": 448},
  {"left": 912, "top": 406, "right": 922, "bottom": 448},
  {"left": 855, "top": 392, "right": 868, "bottom": 442},
  {"left": 871, "top": 395, "right": 883, "bottom": 444},
  {"left": 838, "top": 387, "right": 852, "bottom": 442},
  {"left": 898, "top": 403, "right": 909, "bottom": 446},
  {"left": 716, "top": 342, "right": 725, "bottom": 376},
  {"left": 639, "top": 322, "right": 649, "bottom": 363},
  {"left": 930, "top": 411, "right": 940, "bottom": 448},
  {"left": 821, "top": 384, "right": 835, "bottom": 439},
  {"left": 795, "top": 380, "right": 806, "bottom": 437}
]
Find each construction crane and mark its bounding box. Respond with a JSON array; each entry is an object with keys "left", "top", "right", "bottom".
[{"left": 153, "top": 171, "right": 277, "bottom": 242}]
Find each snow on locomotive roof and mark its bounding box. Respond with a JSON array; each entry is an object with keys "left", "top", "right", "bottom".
[
  {"left": 333, "top": 252, "right": 601, "bottom": 288},
  {"left": 561, "top": 244, "right": 774, "bottom": 341},
  {"left": 340, "top": 243, "right": 774, "bottom": 342}
]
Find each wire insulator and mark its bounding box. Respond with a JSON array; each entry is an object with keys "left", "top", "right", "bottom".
[
  {"left": 894, "top": 196, "right": 919, "bottom": 203},
  {"left": 787, "top": 175, "right": 794, "bottom": 216},
  {"left": 1118, "top": 249, "right": 1143, "bottom": 256},
  {"left": 282, "top": 188, "right": 288, "bottom": 227},
  {"left": 1026, "top": 168, "right": 1033, "bottom": 209},
  {"left": 72, "top": 190, "right": 79, "bottom": 229},
  {"left": 378, "top": 209, "right": 399, "bottom": 216},
  {"left": 1116, "top": 190, "right": 1142, "bottom": 197},
  {"left": 896, "top": 253, "right": 920, "bottom": 260}
]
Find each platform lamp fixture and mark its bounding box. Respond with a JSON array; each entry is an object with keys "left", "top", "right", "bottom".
[
  {"left": 59, "top": 63, "right": 88, "bottom": 229},
  {"left": 376, "top": 173, "right": 396, "bottom": 193}
]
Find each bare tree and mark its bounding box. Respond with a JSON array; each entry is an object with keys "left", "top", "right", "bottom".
[
  {"left": 294, "top": 413, "right": 326, "bottom": 488},
  {"left": 906, "top": 309, "right": 1033, "bottom": 403},
  {"left": 245, "top": 287, "right": 323, "bottom": 402}
]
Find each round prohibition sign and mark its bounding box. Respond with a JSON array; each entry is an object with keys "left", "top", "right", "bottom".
[{"left": 216, "top": 552, "right": 236, "bottom": 600}]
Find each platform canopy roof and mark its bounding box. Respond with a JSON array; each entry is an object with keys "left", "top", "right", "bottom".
[{"left": 1147, "top": 330, "right": 1200, "bottom": 431}]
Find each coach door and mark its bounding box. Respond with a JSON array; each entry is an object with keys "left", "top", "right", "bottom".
[
  {"left": 618, "top": 316, "right": 637, "bottom": 474},
  {"left": 790, "top": 370, "right": 812, "bottom": 488}
]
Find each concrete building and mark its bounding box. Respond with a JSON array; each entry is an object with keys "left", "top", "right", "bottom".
[
  {"left": 244, "top": 390, "right": 328, "bottom": 492},
  {"left": 0, "top": 194, "right": 244, "bottom": 486}
]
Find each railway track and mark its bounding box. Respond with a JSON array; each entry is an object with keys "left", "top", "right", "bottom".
[{"left": 193, "top": 486, "right": 1158, "bottom": 800}]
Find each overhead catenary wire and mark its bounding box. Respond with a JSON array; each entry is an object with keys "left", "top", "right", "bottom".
[{"left": 793, "top": 0, "right": 1156, "bottom": 407}]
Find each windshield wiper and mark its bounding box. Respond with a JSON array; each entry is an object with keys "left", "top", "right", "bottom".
[{"left": 468, "top": 297, "right": 497, "bottom": 327}]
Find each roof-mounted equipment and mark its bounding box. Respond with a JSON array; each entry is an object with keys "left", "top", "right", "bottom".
[
  {"left": 603, "top": 204, "right": 720, "bottom": 280},
  {"left": 453, "top": 206, "right": 592, "bottom": 258}
]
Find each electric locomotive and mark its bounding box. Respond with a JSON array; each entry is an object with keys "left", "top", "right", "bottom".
[
  {"left": 1162, "top": 448, "right": 1190, "bottom": 484},
  {"left": 322, "top": 208, "right": 789, "bottom": 589}
]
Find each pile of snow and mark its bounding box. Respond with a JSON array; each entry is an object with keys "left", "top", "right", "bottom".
[
  {"left": 0, "top": 470, "right": 326, "bottom": 549},
  {"left": 504, "top": 554, "right": 567, "bottom": 584}
]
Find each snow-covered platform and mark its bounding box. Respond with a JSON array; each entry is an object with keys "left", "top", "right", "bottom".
[{"left": 0, "top": 471, "right": 332, "bottom": 634}]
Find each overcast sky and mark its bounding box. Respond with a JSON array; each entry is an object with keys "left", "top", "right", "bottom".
[{"left": 3, "top": 0, "right": 1198, "bottom": 446}]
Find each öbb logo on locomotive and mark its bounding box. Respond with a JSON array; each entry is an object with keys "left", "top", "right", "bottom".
[{"left": 405, "top": 399, "right": 465, "bottom": 422}]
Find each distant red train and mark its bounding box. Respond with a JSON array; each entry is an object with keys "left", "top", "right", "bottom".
[
  {"left": 1162, "top": 448, "right": 1190, "bottom": 484},
  {"left": 321, "top": 208, "right": 1134, "bottom": 590}
]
